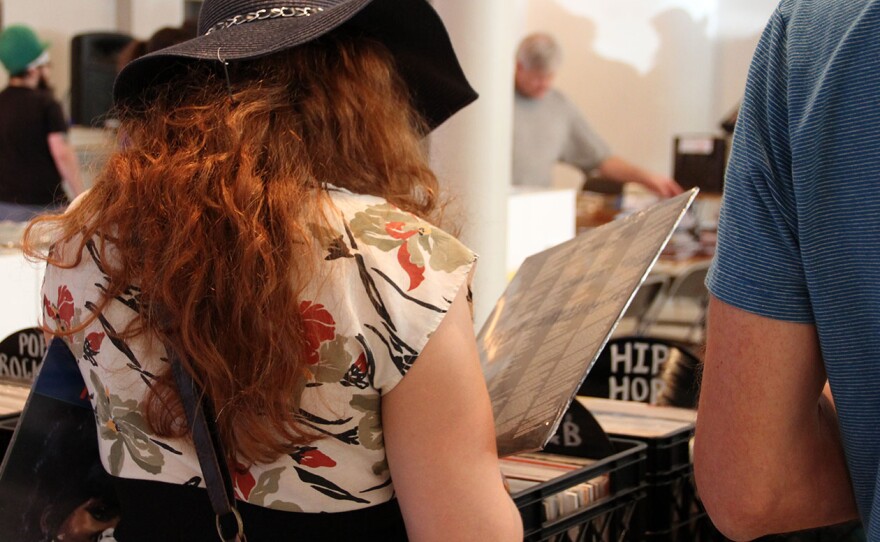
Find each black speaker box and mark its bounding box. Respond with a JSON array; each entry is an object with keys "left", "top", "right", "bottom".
[
  {"left": 70, "top": 32, "right": 133, "bottom": 127},
  {"left": 672, "top": 135, "right": 727, "bottom": 194}
]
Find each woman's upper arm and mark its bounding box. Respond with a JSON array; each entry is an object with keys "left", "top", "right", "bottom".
[{"left": 381, "top": 286, "right": 523, "bottom": 542}]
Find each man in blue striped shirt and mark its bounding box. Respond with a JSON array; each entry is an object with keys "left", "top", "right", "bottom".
[{"left": 695, "top": 0, "right": 880, "bottom": 539}]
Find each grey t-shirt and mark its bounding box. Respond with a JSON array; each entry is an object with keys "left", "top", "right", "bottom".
[{"left": 512, "top": 89, "right": 610, "bottom": 187}]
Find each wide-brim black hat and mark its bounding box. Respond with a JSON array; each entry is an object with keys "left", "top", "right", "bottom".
[{"left": 114, "top": 0, "right": 477, "bottom": 131}]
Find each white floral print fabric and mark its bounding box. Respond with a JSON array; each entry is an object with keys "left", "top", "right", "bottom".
[{"left": 41, "top": 186, "right": 476, "bottom": 513}]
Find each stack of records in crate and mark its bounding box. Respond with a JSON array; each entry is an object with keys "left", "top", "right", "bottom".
[{"left": 501, "top": 452, "right": 610, "bottom": 522}]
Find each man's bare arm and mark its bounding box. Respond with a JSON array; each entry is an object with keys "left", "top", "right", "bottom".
[
  {"left": 596, "top": 155, "right": 683, "bottom": 197},
  {"left": 694, "top": 297, "right": 857, "bottom": 540}
]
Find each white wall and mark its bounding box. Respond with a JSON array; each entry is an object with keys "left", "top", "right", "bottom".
[
  {"left": 0, "top": 0, "right": 185, "bottom": 113},
  {"left": 117, "top": 0, "right": 185, "bottom": 38},
  {"left": 430, "top": 0, "right": 517, "bottom": 327},
  {"left": 713, "top": 0, "right": 780, "bottom": 121},
  {"left": 520, "top": 0, "right": 778, "bottom": 181}
]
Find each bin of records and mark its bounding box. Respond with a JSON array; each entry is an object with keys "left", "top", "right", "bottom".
[
  {"left": 635, "top": 428, "right": 711, "bottom": 540},
  {"left": 0, "top": 415, "right": 17, "bottom": 459},
  {"left": 642, "top": 462, "right": 720, "bottom": 541},
  {"left": 577, "top": 397, "right": 724, "bottom": 541},
  {"left": 508, "top": 437, "right": 648, "bottom": 542},
  {"left": 635, "top": 420, "right": 692, "bottom": 478},
  {"left": 0, "top": 376, "right": 30, "bottom": 459}
]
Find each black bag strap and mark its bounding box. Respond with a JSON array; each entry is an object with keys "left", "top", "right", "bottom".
[{"left": 168, "top": 344, "right": 245, "bottom": 542}]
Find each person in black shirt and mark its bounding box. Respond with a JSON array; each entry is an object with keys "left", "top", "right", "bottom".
[{"left": 0, "top": 25, "right": 83, "bottom": 221}]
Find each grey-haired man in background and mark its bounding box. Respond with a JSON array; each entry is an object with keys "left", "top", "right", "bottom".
[{"left": 512, "top": 32, "right": 681, "bottom": 198}]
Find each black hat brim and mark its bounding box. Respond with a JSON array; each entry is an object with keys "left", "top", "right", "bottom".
[{"left": 113, "top": 0, "right": 477, "bottom": 131}]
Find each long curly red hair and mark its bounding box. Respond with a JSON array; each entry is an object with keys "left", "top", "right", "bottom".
[{"left": 24, "top": 34, "right": 441, "bottom": 465}]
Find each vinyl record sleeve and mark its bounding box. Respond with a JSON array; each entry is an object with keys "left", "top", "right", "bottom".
[{"left": 479, "top": 189, "right": 698, "bottom": 457}]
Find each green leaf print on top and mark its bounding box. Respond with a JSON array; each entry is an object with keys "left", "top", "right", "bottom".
[
  {"left": 349, "top": 203, "right": 474, "bottom": 291},
  {"left": 90, "top": 370, "right": 165, "bottom": 476},
  {"left": 248, "top": 467, "right": 304, "bottom": 512},
  {"left": 313, "top": 335, "right": 353, "bottom": 384},
  {"left": 350, "top": 394, "right": 382, "bottom": 451}
]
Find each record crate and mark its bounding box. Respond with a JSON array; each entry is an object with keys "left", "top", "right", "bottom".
[
  {"left": 613, "top": 420, "right": 722, "bottom": 541},
  {"left": 642, "top": 462, "right": 721, "bottom": 541},
  {"left": 0, "top": 415, "right": 19, "bottom": 459},
  {"left": 512, "top": 438, "right": 648, "bottom": 542},
  {"left": 576, "top": 397, "right": 724, "bottom": 541}
]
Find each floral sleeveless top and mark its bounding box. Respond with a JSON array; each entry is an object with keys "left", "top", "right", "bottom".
[{"left": 41, "top": 186, "right": 476, "bottom": 513}]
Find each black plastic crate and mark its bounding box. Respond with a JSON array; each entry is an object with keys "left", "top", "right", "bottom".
[
  {"left": 0, "top": 415, "right": 19, "bottom": 460},
  {"left": 513, "top": 438, "right": 648, "bottom": 542},
  {"left": 601, "top": 424, "right": 723, "bottom": 541},
  {"left": 633, "top": 424, "right": 692, "bottom": 477},
  {"left": 642, "top": 463, "right": 718, "bottom": 541}
]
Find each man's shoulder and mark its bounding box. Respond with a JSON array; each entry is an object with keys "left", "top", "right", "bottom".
[
  {"left": 0, "top": 86, "right": 58, "bottom": 107},
  {"left": 538, "top": 88, "right": 572, "bottom": 106},
  {"left": 0, "top": 85, "right": 20, "bottom": 103},
  {"left": 781, "top": 0, "right": 880, "bottom": 38},
  {"left": 515, "top": 88, "right": 576, "bottom": 114}
]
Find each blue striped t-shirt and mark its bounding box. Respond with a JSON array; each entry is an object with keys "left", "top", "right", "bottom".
[{"left": 708, "top": 0, "right": 880, "bottom": 535}]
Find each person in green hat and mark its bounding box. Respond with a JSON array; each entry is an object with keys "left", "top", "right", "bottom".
[{"left": 0, "top": 24, "right": 82, "bottom": 221}]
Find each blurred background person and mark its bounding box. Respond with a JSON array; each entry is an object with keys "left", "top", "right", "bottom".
[
  {"left": 513, "top": 32, "right": 682, "bottom": 198},
  {"left": 115, "top": 21, "right": 197, "bottom": 72},
  {"left": 0, "top": 25, "right": 83, "bottom": 222}
]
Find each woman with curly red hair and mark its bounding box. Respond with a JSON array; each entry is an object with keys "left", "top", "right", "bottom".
[{"left": 24, "top": 1, "right": 522, "bottom": 540}]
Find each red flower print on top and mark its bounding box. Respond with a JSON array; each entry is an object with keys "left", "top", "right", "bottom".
[
  {"left": 231, "top": 463, "right": 257, "bottom": 501},
  {"left": 43, "top": 285, "right": 75, "bottom": 331},
  {"left": 351, "top": 203, "right": 475, "bottom": 294},
  {"left": 386, "top": 222, "right": 425, "bottom": 291},
  {"left": 396, "top": 241, "right": 426, "bottom": 291},
  {"left": 290, "top": 446, "right": 337, "bottom": 468},
  {"left": 385, "top": 222, "right": 416, "bottom": 241},
  {"left": 83, "top": 332, "right": 106, "bottom": 366},
  {"left": 85, "top": 332, "right": 105, "bottom": 352},
  {"left": 301, "top": 301, "right": 336, "bottom": 365},
  {"left": 353, "top": 353, "right": 368, "bottom": 375}
]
